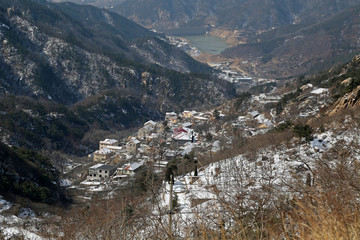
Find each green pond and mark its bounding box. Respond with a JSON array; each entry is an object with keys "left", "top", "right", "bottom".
[{"left": 183, "top": 35, "right": 229, "bottom": 55}]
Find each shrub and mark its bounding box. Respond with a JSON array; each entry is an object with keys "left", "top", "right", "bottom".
[{"left": 293, "top": 123, "right": 313, "bottom": 142}]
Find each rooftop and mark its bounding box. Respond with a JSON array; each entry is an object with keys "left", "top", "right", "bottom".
[
  {"left": 90, "top": 163, "right": 104, "bottom": 169},
  {"left": 100, "top": 139, "right": 118, "bottom": 145},
  {"left": 95, "top": 147, "right": 112, "bottom": 155},
  {"left": 97, "top": 164, "right": 117, "bottom": 171},
  {"left": 144, "top": 120, "right": 157, "bottom": 126}
]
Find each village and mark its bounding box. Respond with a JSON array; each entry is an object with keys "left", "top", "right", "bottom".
[
  {"left": 82, "top": 110, "right": 226, "bottom": 188},
  {"left": 61, "top": 81, "right": 332, "bottom": 200},
  {"left": 77, "top": 96, "right": 282, "bottom": 192}
]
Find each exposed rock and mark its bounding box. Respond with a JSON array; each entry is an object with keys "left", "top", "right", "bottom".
[
  {"left": 329, "top": 85, "right": 360, "bottom": 115},
  {"left": 341, "top": 77, "right": 352, "bottom": 86}
]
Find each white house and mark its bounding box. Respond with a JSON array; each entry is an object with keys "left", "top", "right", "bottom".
[
  {"left": 93, "top": 147, "right": 114, "bottom": 162},
  {"left": 99, "top": 139, "right": 118, "bottom": 150},
  {"left": 127, "top": 138, "right": 140, "bottom": 155},
  {"left": 119, "top": 162, "right": 143, "bottom": 175},
  {"left": 138, "top": 124, "right": 155, "bottom": 140}
]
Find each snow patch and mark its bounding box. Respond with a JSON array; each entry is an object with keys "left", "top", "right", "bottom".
[
  {"left": 311, "top": 88, "right": 328, "bottom": 94},
  {"left": 0, "top": 195, "right": 12, "bottom": 213},
  {"left": 60, "top": 178, "right": 72, "bottom": 187},
  {"left": 18, "top": 208, "right": 36, "bottom": 218},
  {"left": 1, "top": 227, "right": 44, "bottom": 240}
]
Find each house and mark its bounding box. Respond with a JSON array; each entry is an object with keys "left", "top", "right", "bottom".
[
  {"left": 164, "top": 150, "right": 177, "bottom": 161},
  {"left": 99, "top": 139, "right": 118, "bottom": 150},
  {"left": 165, "top": 112, "right": 178, "bottom": 125},
  {"left": 138, "top": 144, "right": 152, "bottom": 155},
  {"left": 247, "top": 110, "right": 260, "bottom": 119},
  {"left": 172, "top": 129, "right": 195, "bottom": 146},
  {"left": 138, "top": 125, "right": 153, "bottom": 140},
  {"left": 144, "top": 120, "right": 157, "bottom": 128},
  {"left": 155, "top": 123, "right": 165, "bottom": 133},
  {"left": 106, "top": 145, "right": 123, "bottom": 154},
  {"left": 182, "top": 110, "right": 198, "bottom": 119},
  {"left": 165, "top": 112, "right": 177, "bottom": 121},
  {"left": 119, "top": 162, "right": 143, "bottom": 175},
  {"left": 146, "top": 132, "right": 160, "bottom": 143},
  {"left": 126, "top": 138, "right": 140, "bottom": 155},
  {"left": 88, "top": 164, "right": 116, "bottom": 181},
  {"left": 93, "top": 147, "right": 114, "bottom": 162},
  {"left": 173, "top": 126, "right": 189, "bottom": 135},
  {"left": 181, "top": 122, "right": 193, "bottom": 128},
  {"left": 194, "top": 116, "right": 209, "bottom": 124}
]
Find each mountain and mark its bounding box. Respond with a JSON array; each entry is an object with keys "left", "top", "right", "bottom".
[
  {"left": 49, "top": 0, "right": 303, "bottom": 33},
  {"left": 0, "top": 0, "right": 235, "bottom": 154},
  {"left": 0, "top": 0, "right": 233, "bottom": 105},
  {"left": 106, "top": 0, "right": 360, "bottom": 34},
  {"left": 222, "top": 5, "right": 360, "bottom": 79},
  {"left": 49, "top": 0, "right": 360, "bottom": 79},
  {"left": 0, "top": 0, "right": 234, "bottom": 208}
]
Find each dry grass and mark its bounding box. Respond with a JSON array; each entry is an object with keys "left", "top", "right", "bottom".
[{"left": 285, "top": 195, "right": 360, "bottom": 240}]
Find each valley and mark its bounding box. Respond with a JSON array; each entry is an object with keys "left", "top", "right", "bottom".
[
  {"left": 182, "top": 35, "right": 229, "bottom": 55},
  {"left": 2, "top": 0, "right": 360, "bottom": 239}
]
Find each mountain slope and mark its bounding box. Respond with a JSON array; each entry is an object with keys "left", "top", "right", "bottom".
[
  {"left": 108, "top": 0, "right": 360, "bottom": 33},
  {"left": 0, "top": 0, "right": 232, "bottom": 105},
  {"left": 222, "top": 5, "right": 360, "bottom": 78},
  {"left": 0, "top": 142, "right": 64, "bottom": 204}
]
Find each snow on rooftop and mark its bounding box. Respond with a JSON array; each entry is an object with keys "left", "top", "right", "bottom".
[
  {"left": 182, "top": 122, "right": 192, "bottom": 127},
  {"left": 144, "top": 120, "right": 157, "bottom": 126},
  {"left": 166, "top": 112, "right": 177, "bottom": 116},
  {"left": 100, "top": 139, "right": 118, "bottom": 144},
  {"left": 131, "top": 139, "right": 140, "bottom": 144},
  {"left": 107, "top": 145, "right": 123, "bottom": 150},
  {"left": 89, "top": 163, "right": 104, "bottom": 169},
  {"left": 173, "top": 132, "right": 192, "bottom": 141},
  {"left": 95, "top": 147, "right": 112, "bottom": 155},
  {"left": 124, "top": 162, "right": 143, "bottom": 171}
]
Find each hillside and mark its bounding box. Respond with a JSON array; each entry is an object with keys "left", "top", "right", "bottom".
[
  {"left": 48, "top": 0, "right": 360, "bottom": 79},
  {"left": 0, "top": 0, "right": 235, "bottom": 212},
  {"left": 223, "top": 5, "right": 360, "bottom": 79},
  {"left": 66, "top": 56, "right": 360, "bottom": 239},
  {"left": 0, "top": 143, "right": 65, "bottom": 204},
  {"left": 66, "top": 0, "right": 360, "bottom": 34},
  {"left": 2, "top": 1, "right": 360, "bottom": 239},
  {"left": 2, "top": 51, "right": 360, "bottom": 238},
  {"left": 0, "top": 2, "right": 235, "bottom": 156},
  {"left": 0, "top": 0, "right": 227, "bottom": 104}
]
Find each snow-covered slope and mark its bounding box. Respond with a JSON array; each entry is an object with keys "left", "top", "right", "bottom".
[{"left": 154, "top": 116, "right": 360, "bottom": 236}]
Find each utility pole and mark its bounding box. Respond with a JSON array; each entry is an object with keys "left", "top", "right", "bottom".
[
  {"left": 168, "top": 173, "right": 173, "bottom": 239},
  {"left": 165, "top": 159, "right": 177, "bottom": 239}
]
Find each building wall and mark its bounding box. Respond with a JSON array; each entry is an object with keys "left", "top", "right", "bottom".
[
  {"left": 93, "top": 152, "right": 114, "bottom": 162},
  {"left": 99, "top": 141, "right": 118, "bottom": 150},
  {"left": 88, "top": 168, "right": 116, "bottom": 181}
]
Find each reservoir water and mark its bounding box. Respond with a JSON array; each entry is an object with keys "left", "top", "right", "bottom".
[{"left": 183, "top": 35, "right": 229, "bottom": 55}]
